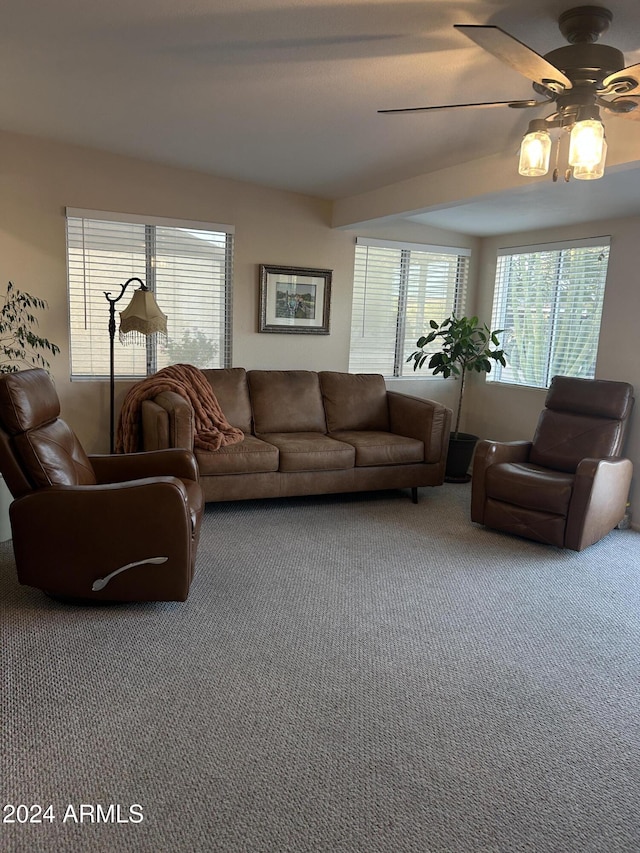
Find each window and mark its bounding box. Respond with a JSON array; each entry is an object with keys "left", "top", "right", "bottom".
[
  {"left": 348, "top": 237, "right": 469, "bottom": 376},
  {"left": 488, "top": 237, "right": 610, "bottom": 389},
  {"left": 66, "top": 208, "right": 234, "bottom": 379}
]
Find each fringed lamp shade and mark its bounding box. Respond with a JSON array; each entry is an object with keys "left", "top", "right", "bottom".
[{"left": 119, "top": 287, "right": 168, "bottom": 344}]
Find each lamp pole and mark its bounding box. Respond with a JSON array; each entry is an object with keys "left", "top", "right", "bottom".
[{"left": 104, "top": 277, "right": 146, "bottom": 454}]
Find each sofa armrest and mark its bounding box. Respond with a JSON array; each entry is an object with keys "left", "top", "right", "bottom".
[
  {"left": 471, "top": 440, "right": 532, "bottom": 524},
  {"left": 565, "top": 457, "right": 633, "bottom": 551},
  {"left": 387, "top": 391, "right": 452, "bottom": 464},
  {"left": 141, "top": 399, "right": 170, "bottom": 450},
  {"left": 141, "top": 390, "right": 195, "bottom": 451},
  {"left": 89, "top": 449, "right": 200, "bottom": 484}
]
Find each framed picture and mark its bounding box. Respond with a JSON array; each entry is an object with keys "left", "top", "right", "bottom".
[{"left": 259, "top": 264, "right": 332, "bottom": 334}]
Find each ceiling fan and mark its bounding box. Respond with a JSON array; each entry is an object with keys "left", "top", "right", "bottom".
[{"left": 379, "top": 6, "right": 640, "bottom": 181}]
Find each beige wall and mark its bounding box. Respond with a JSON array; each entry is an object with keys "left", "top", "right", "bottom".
[
  {"left": 3, "top": 128, "right": 635, "bottom": 521},
  {"left": 466, "top": 217, "right": 640, "bottom": 522},
  {"left": 0, "top": 129, "right": 471, "bottom": 452}
]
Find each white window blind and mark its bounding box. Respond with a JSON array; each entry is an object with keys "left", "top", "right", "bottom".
[
  {"left": 66, "top": 208, "right": 234, "bottom": 379},
  {"left": 349, "top": 237, "right": 469, "bottom": 376},
  {"left": 488, "top": 237, "right": 610, "bottom": 388}
]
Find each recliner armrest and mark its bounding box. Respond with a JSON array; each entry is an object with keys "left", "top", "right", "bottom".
[
  {"left": 9, "top": 478, "right": 194, "bottom": 600},
  {"left": 89, "top": 449, "right": 199, "bottom": 484},
  {"left": 387, "top": 391, "right": 452, "bottom": 464},
  {"left": 471, "top": 440, "right": 532, "bottom": 524},
  {"left": 566, "top": 456, "right": 633, "bottom": 551},
  {"left": 473, "top": 439, "right": 532, "bottom": 468}
]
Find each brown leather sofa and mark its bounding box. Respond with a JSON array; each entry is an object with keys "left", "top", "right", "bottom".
[
  {"left": 471, "top": 375, "right": 634, "bottom": 550},
  {"left": 0, "top": 368, "right": 204, "bottom": 602},
  {"left": 140, "top": 369, "right": 452, "bottom": 503}
]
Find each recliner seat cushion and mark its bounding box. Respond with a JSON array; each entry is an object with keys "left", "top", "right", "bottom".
[
  {"left": 485, "top": 462, "right": 574, "bottom": 515},
  {"left": 259, "top": 432, "right": 355, "bottom": 472},
  {"left": 330, "top": 430, "right": 423, "bottom": 467}
]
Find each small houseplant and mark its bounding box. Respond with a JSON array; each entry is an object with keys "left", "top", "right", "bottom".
[
  {"left": 407, "top": 314, "right": 506, "bottom": 481},
  {"left": 0, "top": 281, "right": 60, "bottom": 373}
]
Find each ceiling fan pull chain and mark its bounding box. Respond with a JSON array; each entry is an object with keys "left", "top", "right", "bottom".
[{"left": 552, "top": 129, "right": 561, "bottom": 181}]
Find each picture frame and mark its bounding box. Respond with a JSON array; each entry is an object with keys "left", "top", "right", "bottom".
[{"left": 259, "top": 264, "right": 332, "bottom": 334}]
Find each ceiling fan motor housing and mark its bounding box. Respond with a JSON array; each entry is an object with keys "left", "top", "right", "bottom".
[
  {"left": 558, "top": 6, "right": 613, "bottom": 44},
  {"left": 544, "top": 43, "right": 625, "bottom": 88}
]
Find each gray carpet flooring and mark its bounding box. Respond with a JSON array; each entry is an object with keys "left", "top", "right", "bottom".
[{"left": 2, "top": 483, "right": 640, "bottom": 853}]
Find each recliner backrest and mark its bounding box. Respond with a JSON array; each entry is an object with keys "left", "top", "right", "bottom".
[
  {"left": 530, "top": 375, "right": 634, "bottom": 473},
  {"left": 0, "top": 368, "right": 96, "bottom": 493}
]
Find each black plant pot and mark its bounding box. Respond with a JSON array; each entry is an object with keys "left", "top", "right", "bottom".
[{"left": 445, "top": 432, "right": 478, "bottom": 483}]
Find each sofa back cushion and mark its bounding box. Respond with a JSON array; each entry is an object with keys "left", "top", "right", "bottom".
[
  {"left": 319, "top": 372, "right": 389, "bottom": 432},
  {"left": 202, "top": 368, "right": 252, "bottom": 433},
  {"left": 248, "top": 370, "right": 327, "bottom": 434}
]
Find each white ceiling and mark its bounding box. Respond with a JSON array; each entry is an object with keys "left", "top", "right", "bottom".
[{"left": 3, "top": 0, "right": 640, "bottom": 234}]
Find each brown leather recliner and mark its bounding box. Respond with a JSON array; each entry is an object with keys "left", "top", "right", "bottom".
[
  {"left": 0, "top": 368, "right": 204, "bottom": 601},
  {"left": 471, "top": 375, "right": 634, "bottom": 551}
]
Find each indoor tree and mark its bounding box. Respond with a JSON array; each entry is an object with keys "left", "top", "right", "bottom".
[
  {"left": 0, "top": 281, "right": 60, "bottom": 373},
  {"left": 407, "top": 314, "right": 506, "bottom": 438}
]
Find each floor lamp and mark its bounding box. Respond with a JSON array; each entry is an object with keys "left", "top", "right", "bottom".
[{"left": 104, "top": 277, "right": 168, "bottom": 453}]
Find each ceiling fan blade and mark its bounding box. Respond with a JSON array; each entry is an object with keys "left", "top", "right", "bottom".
[
  {"left": 603, "top": 95, "right": 640, "bottom": 120},
  {"left": 602, "top": 63, "right": 640, "bottom": 95},
  {"left": 378, "top": 99, "right": 542, "bottom": 115},
  {"left": 454, "top": 24, "right": 572, "bottom": 92}
]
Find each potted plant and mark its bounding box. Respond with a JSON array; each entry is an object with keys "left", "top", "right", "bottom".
[
  {"left": 0, "top": 281, "right": 59, "bottom": 539},
  {"left": 407, "top": 314, "right": 506, "bottom": 482},
  {"left": 0, "top": 281, "right": 60, "bottom": 373}
]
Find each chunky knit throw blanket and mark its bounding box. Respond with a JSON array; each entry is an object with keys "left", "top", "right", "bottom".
[{"left": 117, "top": 363, "right": 244, "bottom": 453}]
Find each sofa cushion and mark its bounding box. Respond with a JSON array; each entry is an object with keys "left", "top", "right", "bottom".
[
  {"left": 195, "top": 435, "right": 279, "bottom": 476},
  {"left": 331, "top": 430, "right": 424, "bottom": 467},
  {"left": 332, "top": 430, "right": 424, "bottom": 468},
  {"left": 319, "top": 372, "right": 389, "bottom": 432},
  {"left": 249, "top": 371, "right": 327, "bottom": 434},
  {"left": 485, "top": 462, "right": 574, "bottom": 515},
  {"left": 259, "top": 432, "right": 355, "bottom": 472},
  {"left": 202, "top": 368, "right": 252, "bottom": 433}
]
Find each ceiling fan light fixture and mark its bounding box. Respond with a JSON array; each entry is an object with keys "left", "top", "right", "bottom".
[
  {"left": 572, "top": 138, "right": 608, "bottom": 180},
  {"left": 518, "top": 120, "right": 552, "bottom": 176},
  {"left": 568, "top": 114, "right": 606, "bottom": 172}
]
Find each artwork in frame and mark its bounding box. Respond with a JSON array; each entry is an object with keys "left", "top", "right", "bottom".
[{"left": 259, "top": 264, "right": 332, "bottom": 334}]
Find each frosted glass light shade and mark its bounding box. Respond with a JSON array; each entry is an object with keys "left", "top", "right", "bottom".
[
  {"left": 518, "top": 129, "right": 551, "bottom": 176},
  {"left": 572, "top": 139, "right": 607, "bottom": 180},
  {"left": 568, "top": 119, "right": 605, "bottom": 169}
]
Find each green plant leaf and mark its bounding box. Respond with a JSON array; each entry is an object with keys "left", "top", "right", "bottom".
[{"left": 0, "top": 281, "right": 59, "bottom": 374}]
